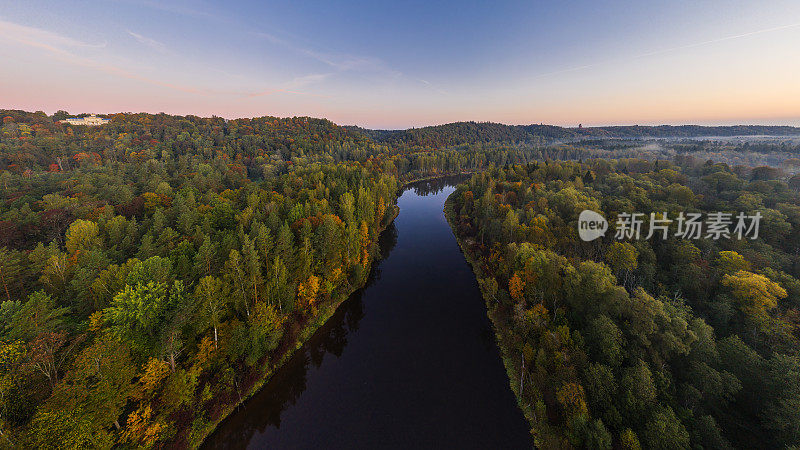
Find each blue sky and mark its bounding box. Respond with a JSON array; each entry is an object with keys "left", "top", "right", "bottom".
[{"left": 1, "top": 0, "right": 799, "bottom": 128}]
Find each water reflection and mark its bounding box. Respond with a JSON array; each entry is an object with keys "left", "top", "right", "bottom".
[
  {"left": 405, "top": 174, "right": 471, "bottom": 197},
  {"left": 203, "top": 178, "right": 531, "bottom": 449},
  {"left": 205, "top": 224, "right": 398, "bottom": 448}
]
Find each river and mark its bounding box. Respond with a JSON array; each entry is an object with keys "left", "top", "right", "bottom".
[{"left": 203, "top": 176, "right": 532, "bottom": 449}]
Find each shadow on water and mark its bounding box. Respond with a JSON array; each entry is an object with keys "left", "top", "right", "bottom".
[
  {"left": 203, "top": 175, "right": 531, "bottom": 449},
  {"left": 204, "top": 223, "right": 399, "bottom": 449}
]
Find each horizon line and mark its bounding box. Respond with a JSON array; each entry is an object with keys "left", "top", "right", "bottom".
[{"left": 4, "top": 107, "right": 800, "bottom": 131}]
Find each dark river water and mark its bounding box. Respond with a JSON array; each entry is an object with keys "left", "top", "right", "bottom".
[{"left": 203, "top": 177, "right": 532, "bottom": 449}]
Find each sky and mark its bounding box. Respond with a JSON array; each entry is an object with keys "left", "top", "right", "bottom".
[{"left": 1, "top": 0, "right": 800, "bottom": 129}]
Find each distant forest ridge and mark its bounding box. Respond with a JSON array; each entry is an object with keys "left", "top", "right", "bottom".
[
  {"left": 348, "top": 122, "right": 800, "bottom": 148},
  {"left": 3, "top": 109, "right": 800, "bottom": 150}
]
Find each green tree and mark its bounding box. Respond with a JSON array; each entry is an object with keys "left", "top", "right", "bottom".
[
  {"left": 10, "top": 291, "right": 69, "bottom": 341},
  {"left": 194, "top": 276, "right": 228, "bottom": 348},
  {"left": 266, "top": 256, "right": 294, "bottom": 313},
  {"left": 65, "top": 220, "right": 102, "bottom": 256},
  {"left": 105, "top": 280, "right": 184, "bottom": 360},
  {"left": 194, "top": 235, "right": 215, "bottom": 279},
  {"left": 225, "top": 249, "right": 249, "bottom": 318},
  {"left": 241, "top": 236, "right": 263, "bottom": 309},
  {"left": 762, "top": 354, "right": 800, "bottom": 446},
  {"left": 0, "top": 247, "right": 22, "bottom": 302},
  {"left": 586, "top": 315, "right": 624, "bottom": 367},
  {"left": 28, "top": 333, "right": 135, "bottom": 448},
  {"left": 604, "top": 241, "right": 638, "bottom": 285},
  {"left": 641, "top": 406, "right": 690, "bottom": 450}
]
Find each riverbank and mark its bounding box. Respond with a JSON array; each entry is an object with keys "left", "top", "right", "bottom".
[
  {"left": 192, "top": 205, "right": 400, "bottom": 448},
  {"left": 203, "top": 175, "right": 530, "bottom": 448},
  {"left": 195, "top": 172, "right": 480, "bottom": 448},
  {"left": 193, "top": 175, "right": 443, "bottom": 448},
  {"left": 443, "top": 192, "right": 538, "bottom": 443}
]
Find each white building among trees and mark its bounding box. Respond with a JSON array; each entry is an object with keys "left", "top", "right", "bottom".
[{"left": 60, "top": 114, "right": 110, "bottom": 126}]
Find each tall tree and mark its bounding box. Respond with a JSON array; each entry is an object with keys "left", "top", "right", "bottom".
[{"left": 194, "top": 276, "right": 227, "bottom": 348}]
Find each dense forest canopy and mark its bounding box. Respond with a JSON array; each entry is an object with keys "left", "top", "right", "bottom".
[
  {"left": 1, "top": 109, "right": 799, "bottom": 448},
  {"left": 349, "top": 121, "right": 800, "bottom": 149},
  {"left": 447, "top": 159, "right": 800, "bottom": 449},
  {"left": 0, "top": 110, "right": 407, "bottom": 447}
]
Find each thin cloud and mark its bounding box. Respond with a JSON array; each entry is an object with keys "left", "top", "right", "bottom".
[
  {"left": 0, "top": 19, "right": 106, "bottom": 50},
  {"left": 531, "top": 22, "right": 800, "bottom": 80},
  {"left": 288, "top": 73, "right": 333, "bottom": 88},
  {"left": 635, "top": 22, "right": 800, "bottom": 59},
  {"left": 246, "top": 73, "right": 332, "bottom": 99},
  {"left": 240, "top": 72, "right": 333, "bottom": 98},
  {"left": 253, "top": 31, "right": 402, "bottom": 78},
  {"left": 246, "top": 88, "right": 330, "bottom": 99},
  {"left": 127, "top": 30, "right": 167, "bottom": 53},
  {"left": 417, "top": 78, "right": 448, "bottom": 96},
  {"left": 113, "top": 0, "right": 219, "bottom": 21},
  {"left": 0, "top": 19, "right": 201, "bottom": 94},
  {"left": 0, "top": 18, "right": 315, "bottom": 99},
  {"left": 253, "top": 31, "right": 449, "bottom": 95}
]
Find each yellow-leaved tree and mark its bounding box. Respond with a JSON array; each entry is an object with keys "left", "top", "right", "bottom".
[
  {"left": 721, "top": 270, "right": 786, "bottom": 326},
  {"left": 298, "top": 275, "right": 320, "bottom": 309},
  {"left": 509, "top": 272, "right": 525, "bottom": 301}
]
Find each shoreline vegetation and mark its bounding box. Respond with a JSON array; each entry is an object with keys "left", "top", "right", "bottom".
[
  {"left": 194, "top": 201, "right": 400, "bottom": 448},
  {"left": 444, "top": 163, "right": 800, "bottom": 449},
  {"left": 196, "top": 172, "right": 473, "bottom": 448},
  {"left": 444, "top": 194, "right": 538, "bottom": 438},
  {"left": 1, "top": 109, "right": 798, "bottom": 448}
]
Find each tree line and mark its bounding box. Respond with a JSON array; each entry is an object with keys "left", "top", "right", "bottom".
[
  {"left": 2, "top": 108, "right": 799, "bottom": 448},
  {"left": 447, "top": 158, "right": 800, "bottom": 449}
]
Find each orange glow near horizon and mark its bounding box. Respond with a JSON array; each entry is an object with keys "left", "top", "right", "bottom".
[{"left": 1, "top": 3, "right": 799, "bottom": 129}]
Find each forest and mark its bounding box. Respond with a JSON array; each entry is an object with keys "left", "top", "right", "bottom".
[
  {"left": 0, "top": 111, "right": 409, "bottom": 447},
  {"left": 446, "top": 159, "right": 800, "bottom": 449},
  {"left": 1, "top": 109, "right": 799, "bottom": 448},
  {"left": 0, "top": 109, "right": 551, "bottom": 447}
]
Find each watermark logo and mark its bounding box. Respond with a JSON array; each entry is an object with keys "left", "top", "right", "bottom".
[
  {"left": 578, "top": 210, "right": 608, "bottom": 241},
  {"left": 578, "top": 210, "right": 762, "bottom": 241}
]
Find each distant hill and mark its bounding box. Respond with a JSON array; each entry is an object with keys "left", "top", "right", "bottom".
[
  {"left": 576, "top": 124, "right": 800, "bottom": 138},
  {"left": 5, "top": 109, "right": 798, "bottom": 152},
  {"left": 347, "top": 122, "right": 800, "bottom": 148},
  {"left": 346, "top": 122, "right": 573, "bottom": 147}
]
